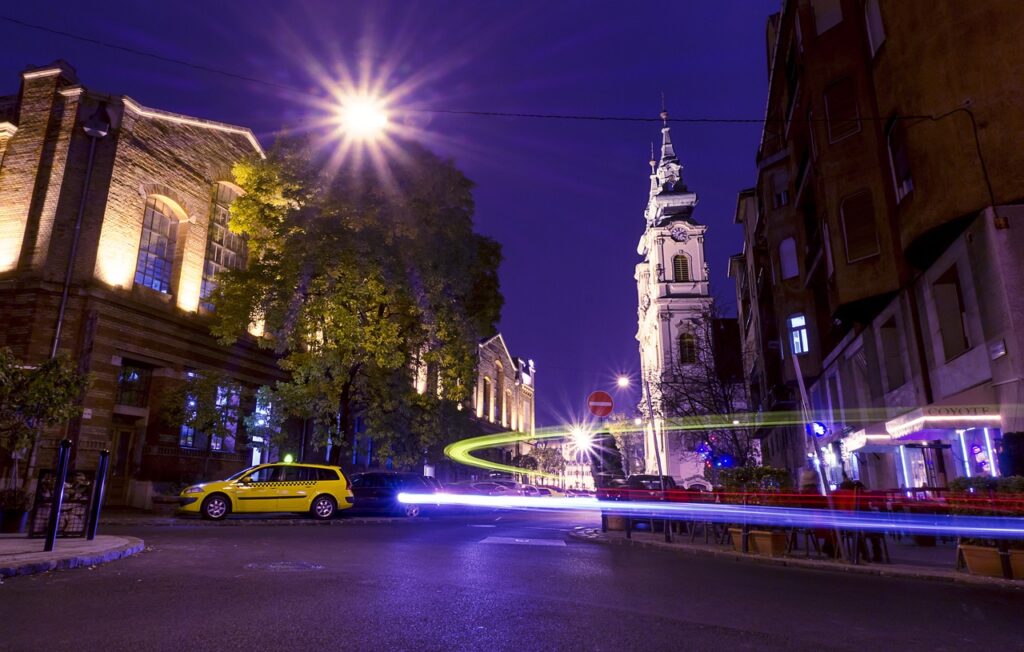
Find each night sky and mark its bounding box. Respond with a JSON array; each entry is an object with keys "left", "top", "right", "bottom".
[{"left": 1, "top": 1, "right": 777, "bottom": 426}]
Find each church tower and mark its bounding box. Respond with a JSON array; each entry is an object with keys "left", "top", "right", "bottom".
[{"left": 634, "top": 109, "right": 713, "bottom": 484}]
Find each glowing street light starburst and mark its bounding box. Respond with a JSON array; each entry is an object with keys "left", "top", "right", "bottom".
[{"left": 337, "top": 95, "right": 389, "bottom": 140}]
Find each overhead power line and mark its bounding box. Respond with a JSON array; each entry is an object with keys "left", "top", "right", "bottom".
[{"left": 2, "top": 15, "right": 934, "bottom": 126}]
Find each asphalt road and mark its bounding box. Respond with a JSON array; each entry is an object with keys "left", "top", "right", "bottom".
[{"left": 2, "top": 509, "right": 1022, "bottom": 651}]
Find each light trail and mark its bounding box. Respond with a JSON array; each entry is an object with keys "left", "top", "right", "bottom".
[
  {"left": 443, "top": 408, "right": 913, "bottom": 478},
  {"left": 397, "top": 492, "right": 1024, "bottom": 540}
]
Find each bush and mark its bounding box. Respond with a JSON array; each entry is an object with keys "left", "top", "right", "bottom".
[{"left": 948, "top": 475, "right": 1024, "bottom": 548}]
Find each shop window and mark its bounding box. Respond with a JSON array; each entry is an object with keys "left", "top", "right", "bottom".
[
  {"left": 812, "top": 0, "right": 843, "bottom": 34},
  {"left": 779, "top": 238, "right": 799, "bottom": 280},
  {"left": 200, "top": 183, "right": 245, "bottom": 312},
  {"left": 887, "top": 119, "right": 914, "bottom": 203},
  {"left": 933, "top": 265, "right": 970, "bottom": 361},
  {"left": 865, "top": 0, "right": 886, "bottom": 56},
  {"left": 788, "top": 314, "right": 809, "bottom": 355},
  {"left": 679, "top": 333, "right": 697, "bottom": 364},
  {"left": 879, "top": 317, "right": 906, "bottom": 390},
  {"left": 673, "top": 255, "right": 690, "bottom": 282},
  {"left": 115, "top": 362, "right": 152, "bottom": 407},
  {"left": 840, "top": 190, "right": 880, "bottom": 262},
  {"left": 824, "top": 78, "right": 860, "bottom": 143},
  {"left": 134, "top": 197, "right": 178, "bottom": 293}
]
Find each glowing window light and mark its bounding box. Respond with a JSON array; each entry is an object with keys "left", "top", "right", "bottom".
[
  {"left": 898, "top": 445, "right": 911, "bottom": 495},
  {"left": 958, "top": 430, "right": 971, "bottom": 478},
  {"left": 984, "top": 428, "right": 997, "bottom": 477}
]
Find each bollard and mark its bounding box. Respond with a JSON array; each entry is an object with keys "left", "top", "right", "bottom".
[
  {"left": 86, "top": 450, "right": 110, "bottom": 541},
  {"left": 43, "top": 440, "right": 73, "bottom": 552}
]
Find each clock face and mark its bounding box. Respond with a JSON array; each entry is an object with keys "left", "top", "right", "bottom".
[
  {"left": 641, "top": 295, "right": 651, "bottom": 311},
  {"left": 670, "top": 226, "right": 689, "bottom": 242}
]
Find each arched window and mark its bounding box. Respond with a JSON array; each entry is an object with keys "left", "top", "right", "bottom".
[
  {"left": 481, "top": 377, "right": 492, "bottom": 420},
  {"left": 779, "top": 238, "right": 799, "bottom": 280},
  {"left": 200, "top": 183, "right": 245, "bottom": 311},
  {"left": 679, "top": 333, "right": 697, "bottom": 364},
  {"left": 673, "top": 255, "right": 690, "bottom": 282},
  {"left": 134, "top": 197, "right": 179, "bottom": 293},
  {"left": 495, "top": 363, "right": 505, "bottom": 425}
]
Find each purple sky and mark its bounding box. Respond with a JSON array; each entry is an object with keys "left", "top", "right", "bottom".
[{"left": 1, "top": 1, "right": 777, "bottom": 426}]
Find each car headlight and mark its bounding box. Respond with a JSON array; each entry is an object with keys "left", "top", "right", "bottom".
[{"left": 183, "top": 486, "right": 204, "bottom": 494}]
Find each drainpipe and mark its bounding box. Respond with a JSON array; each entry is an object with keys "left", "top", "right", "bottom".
[{"left": 51, "top": 105, "right": 109, "bottom": 358}]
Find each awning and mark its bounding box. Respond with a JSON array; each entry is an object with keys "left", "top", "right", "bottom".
[
  {"left": 845, "top": 426, "right": 892, "bottom": 452},
  {"left": 885, "top": 384, "right": 1001, "bottom": 440}
]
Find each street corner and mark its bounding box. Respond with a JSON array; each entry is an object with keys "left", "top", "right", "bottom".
[{"left": 0, "top": 535, "right": 145, "bottom": 580}]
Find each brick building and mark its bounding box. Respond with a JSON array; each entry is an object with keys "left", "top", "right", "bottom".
[
  {"left": 730, "top": 1, "right": 1024, "bottom": 487},
  {"left": 0, "top": 61, "right": 281, "bottom": 507}
]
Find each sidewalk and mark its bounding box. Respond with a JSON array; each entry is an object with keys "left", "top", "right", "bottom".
[
  {"left": 570, "top": 526, "right": 1024, "bottom": 590},
  {"left": 0, "top": 534, "right": 144, "bottom": 579}
]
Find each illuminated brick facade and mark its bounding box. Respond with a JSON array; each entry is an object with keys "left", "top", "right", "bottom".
[{"left": 0, "top": 61, "right": 279, "bottom": 506}]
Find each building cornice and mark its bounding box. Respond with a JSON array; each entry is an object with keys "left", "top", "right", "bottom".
[{"left": 121, "top": 96, "right": 265, "bottom": 159}]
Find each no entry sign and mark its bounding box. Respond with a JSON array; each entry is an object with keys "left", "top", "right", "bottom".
[{"left": 587, "top": 390, "right": 614, "bottom": 418}]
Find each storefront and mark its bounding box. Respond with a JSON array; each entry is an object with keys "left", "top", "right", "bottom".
[{"left": 884, "top": 404, "right": 1002, "bottom": 489}]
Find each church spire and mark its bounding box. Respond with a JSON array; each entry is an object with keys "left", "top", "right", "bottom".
[{"left": 659, "top": 108, "right": 678, "bottom": 164}]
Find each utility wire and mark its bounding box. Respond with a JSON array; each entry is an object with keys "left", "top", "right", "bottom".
[{"left": 2, "top": 14, "right": 931, "bottom": 125}]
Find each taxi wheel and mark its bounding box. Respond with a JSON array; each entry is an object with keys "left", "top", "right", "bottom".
[
  {"left": 310, "top": 495, "right": 336, "bottom": 520},
  {"left": 201, "top": 494, "right": 230, "bottom": 521},
  {"left": 403, "top": 504, "right": 421, "bottom": 518}
]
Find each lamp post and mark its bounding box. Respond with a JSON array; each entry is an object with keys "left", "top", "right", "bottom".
[{"left": 620, "top": 372, "right": 671, "bottom": 542}]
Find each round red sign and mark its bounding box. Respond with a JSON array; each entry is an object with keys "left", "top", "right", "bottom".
[{"left": 587, "top": 390, "right": 614, "bottom": 418}]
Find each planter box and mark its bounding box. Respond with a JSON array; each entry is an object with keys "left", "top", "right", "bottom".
[
  {"left": 960, "top": 544, "right": 1005, "bottom": 578},
  {"left": 728, "top": 527, "right": 755, "bottom": 553},
  {"left": 1010, "top": 550, "right": 1024, "bottom": 581},
  {"left": 750, "top": 530, "right": 787, "bottom": 557},
  {"left": 606, "top": 515, "right": 627, "bottom": 531}
]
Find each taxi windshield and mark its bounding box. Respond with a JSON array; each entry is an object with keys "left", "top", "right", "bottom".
[{"left": 225, "top": 465, "right": 260, "bottom": 482}]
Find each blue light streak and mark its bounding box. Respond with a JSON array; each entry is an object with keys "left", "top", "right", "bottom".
[{"left": 396, "top": 492, "right": 1024, "bottom": 540}]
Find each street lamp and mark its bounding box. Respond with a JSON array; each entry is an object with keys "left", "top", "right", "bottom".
[
  {"left": 616, "top": 375, "right": 631, "bottom": 389},
  {"left": 570, "top": 425, "right": 594, "bottom": 454},
  {"left": 337, "top": 94, "right": 389, "bottom": 139}
]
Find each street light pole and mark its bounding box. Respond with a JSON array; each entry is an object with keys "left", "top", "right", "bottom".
[{"left": 639, "top": 368, "right": 671, "bottom": 542}]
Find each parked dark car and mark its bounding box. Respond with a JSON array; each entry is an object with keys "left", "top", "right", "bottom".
[{"left": 349, "top": 472, "right": 438, "bottom": 517}]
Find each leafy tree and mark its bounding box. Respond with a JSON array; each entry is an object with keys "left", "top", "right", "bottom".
[
  {"left": 161, "top": 370, "right": 248, "bottom": 475},
  {"left": 605, "top": 414, "right": 645, "bottom": 477},
  {"left": 511, "top": 453, "right": 539, "bottom": 471},
  {"left": 532, "top": 446, "right": 566, "bottom": 477},
  {"left": 0, "top": 348, "right": 88, "bottom": 489},
  {"left": 210, "top": 136, "right": 503, "bottom": 466}
]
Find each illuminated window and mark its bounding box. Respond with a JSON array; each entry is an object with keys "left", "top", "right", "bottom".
[
  {"left": 679, "top": 333, "right": 697, "bottom": 364},
  {"left": 840, "top": 190, "right": 880, "bottom": 262},
  {"left": 212, "top": 385, "right": 240, "bottom": 452},
  {"left": 824, "top": 78, "right": 860, "bottom": 143},
  {"left": 788, "top": 314, "right": 809, "bottom": 355},
  {"left": 134, "top": 197, "right": 178, "bottom": 293},
  {"left": 179, "top": 371, "right": 199, "bottom": 448},
  {"left": 200, "top": 184, "right": 245, "bottom": 311},
  {"left": 673, "top": 255, "right": 690, "bottom": 282},
  {"left": 482, "top": 377, "right": 492, "bottom": 421}
]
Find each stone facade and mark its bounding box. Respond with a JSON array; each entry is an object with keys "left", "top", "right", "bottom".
[
  {"left": 0, "top": 62, "right": 280, "bottom": 507},
  {"left": 634, "top": 113, "right": 716, "bottom": 482},
  {"left": 732, "top": 1, "right": 1024, "bottom": 486}
]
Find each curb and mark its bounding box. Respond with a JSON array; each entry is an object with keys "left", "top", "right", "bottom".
[
  {"left": 0, "top": 536, "right": 145, "bottom": 579},
  {"left": 569, "top": 528, "right": 1024, "bottom": 591}
]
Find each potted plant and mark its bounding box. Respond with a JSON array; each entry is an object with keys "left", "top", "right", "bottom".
[
  {"left": 0, "top": 488, "right": 32, "bottom": 533},
  {"left": 750, "top": 530, "right": 787, "bottom": 557},
  {"left": 950, "top": 475, "right": 1024, "bottom": 579}
]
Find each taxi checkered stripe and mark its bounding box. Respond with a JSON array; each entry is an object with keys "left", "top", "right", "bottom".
[{"left": 251, "top": 481, "right": 319, "bottom": 487}]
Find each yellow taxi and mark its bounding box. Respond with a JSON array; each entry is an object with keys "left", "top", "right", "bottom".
[{"left": 178, "top": 462, "right": 354, "bottom": 520}]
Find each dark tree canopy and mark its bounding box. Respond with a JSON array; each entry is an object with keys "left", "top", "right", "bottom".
[{"left": 210, "top": 137, "right": 504, "bottom": 467}]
